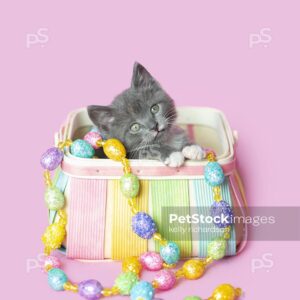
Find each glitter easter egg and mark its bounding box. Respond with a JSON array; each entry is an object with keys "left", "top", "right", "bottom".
[
  {"left": 42, "top": 222, "right": 66, "bottom": 254},
  {"left": 184, "top": 297, "right": 203, "bottom": 300},
  {"left": 210, "top": 284, "right": 242, "bottom": 300},
  {"left": 90, "top": 126, "right": 107, "bottom": 140},
  {"left": 204, "top": 162, "right": 225, "bottom": 186},
  {"left": 40, "top": 147, "right": 64, "bottom": 171},
  {"left": 84, "top": 132, "right": 102, "bottom": 149},
  {"left": 160, "top": 241, "right": 180, "bottom": 265},
  {"left": 122, "top": 257, "right": 142, "bottom": 275},
  {"left": 78, "top": 279, "right": 103, "bottom": 300},
  {"left": 182, "top": 260, "right": 206, "bottom": 280},
  {"left": 115, "top": 272, "right": 138, "bottom": 295},
  {"left": 103, "top": 138, "right": 126, "bottom": 161},
  {"left": 48, "top": 268, "right": 68, "bottom": 291},
  {"left": 41, "top": 255, "right": 62, "bottom": 272},
  {"left": 70, "top": 139, "right": 95, "bottom": 158},
  {"left": 45, "top": 186, "right": 65, "bottom": 210},
  {"left": 90, "top": 126, "right": 100, "bottom": 133},
  {"left": 207, "top": 238, "right": 227, "bottom": 260},
  {"left": 153, "top": 269, "right": 176, "bottom": 291},
  {"left": 130, "top": 281, "right": 154, "bottom": 300},
  {"left": 120, "top": 173, "right": 140, "bottom": 198},
  {"left": 210, "top": 200, "right": 233, "bottom": 228},
  {"left": 132, "top": 212, "right": 157, "bottom": 239},
  {"left": 140, "top": 252, "right": 163, "bottom": 271}
]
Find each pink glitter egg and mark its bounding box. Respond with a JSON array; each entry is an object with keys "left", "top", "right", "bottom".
[
  {"left": 153, "top": 269, "right": 176, "bottom": 291},
  {"left": 41, "top": 255, "right": 62, "bottom": 273},
  {"left": 140, "top": 252, "right": 163, "bottom": 271},
  {"left": 83, "top": 132, "right": 102, "bottom": 149}
]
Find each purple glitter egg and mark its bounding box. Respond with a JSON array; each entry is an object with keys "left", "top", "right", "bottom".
[
  {"left": 210, "top": 200, "right": 234, "bottom": 228},
  {"left": 132, "top": 212, "right": 157, "bottom": 239},
  {"left": 78, "top": 279, "right": 103, "bottom": 300},
  {"left": 40, "top": 147, "right": 64, "bottom": 170}
]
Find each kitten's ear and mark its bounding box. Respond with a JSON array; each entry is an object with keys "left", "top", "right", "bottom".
[
  {"left": 87, "top": 105, "right": 115, "bottom": 133},
  {"left": 131, "top": 62, "right": 160, "bottom": 90}
]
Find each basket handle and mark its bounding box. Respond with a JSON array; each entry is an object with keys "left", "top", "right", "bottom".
[{"left": 233, "top": 130, "right": 239, "bottom": 144}]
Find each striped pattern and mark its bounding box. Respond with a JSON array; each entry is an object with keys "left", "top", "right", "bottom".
[
  {"left": 192, "top": 177, "right": 236, "bottom": 257},
  {"left": 111, "top": 180, "right": 149, "bottom": 260},
  {"left": 104, "top": 180, "right": 114, "bottom": 258},
  {"left": 189, "top": 180, "right": 200, "bottom": 257},
  {"left": 66, "top": 178, "right": 107, "bottom": 259},
  {"left": 229, "top": 173, "right": 248, "bottom": 254},
  {"left": 53, "top": 173, "right": 238, "bottom": 259},
  {"left": 151, "top": 180, "right": 192, "bottom": 258}
]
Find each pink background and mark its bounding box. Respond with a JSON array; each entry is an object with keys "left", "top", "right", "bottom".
[{"left": 1, "top": 1, "right": 299, "bottom": 299}]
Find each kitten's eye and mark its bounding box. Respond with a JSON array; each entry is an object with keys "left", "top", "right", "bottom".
[
  {"left": 151, "top": 104, "right": 160, "bottom": 114},
  {"left": 130, "top": 123, "right": 141, "bottom": 132}
]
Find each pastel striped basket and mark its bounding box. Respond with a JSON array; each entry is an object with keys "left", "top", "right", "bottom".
[{"left": 51, "top": 107, "right": 248, "bottom": 261}]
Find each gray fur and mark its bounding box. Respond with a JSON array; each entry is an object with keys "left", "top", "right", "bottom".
[{"left": 88, "top": 62, "right": 193, "bottom": 163}]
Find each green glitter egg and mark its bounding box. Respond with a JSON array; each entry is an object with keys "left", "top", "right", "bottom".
[
  {"left": 207, "top": 238, "right": 227, "bottom": 260},
  {"left": 120, "top": 173, "right": 140, "bottom": 198},
  {"left": 114, "top": 272, "right": 138, "bottom": 295},
  {"left": 70, "top": 139, "right": 95, "bottom": 158},
  {"left": 184, "top": 297, "right": 202, "bottom": 300},
  {"left": 45, "top": 186, "right": 65, "bottom": 210}
]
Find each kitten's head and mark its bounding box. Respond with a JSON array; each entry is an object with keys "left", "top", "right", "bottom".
[{"left": 88, "top": 62, "right": 177, "bottom": 153}]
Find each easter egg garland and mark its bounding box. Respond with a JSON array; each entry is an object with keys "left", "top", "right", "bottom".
[{"left": 39, "top": 134, "right": 242, "bottom": 300}]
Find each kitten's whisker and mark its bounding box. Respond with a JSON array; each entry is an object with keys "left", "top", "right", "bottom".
[
  {"left": 129, "top": 134, "right": 156, "bottom": 159},
  {"left": 165, "top": 112, "right": 177, "bottom": 118},
  {"left": 164, "top": 114, "right": 177, "bottom": 124},
  {"left": 164, "top": 110, "right": 177, "bottom": 119},
  {"left": 129, "top": 138, "right": 152, "bottom": 158}
]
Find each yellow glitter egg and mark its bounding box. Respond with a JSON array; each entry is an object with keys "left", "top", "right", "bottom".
[
  {"left": 209, "top": 284, "right": 242, "bottom": 300},
  {"left": 42, "top": 223, "right": 66, "bottom": 254},
  {"left": 122, "top": 256, "right": 142, "bottom": 275},
  {"left": 182, "top": 259, "right": 206, "bottom": 280},
  {"left": 103, "top": 139, "right": 126, "bottom": 161}
]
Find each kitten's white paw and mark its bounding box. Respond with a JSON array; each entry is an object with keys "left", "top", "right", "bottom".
[
  {"left": 182, "top": 145, "right": 205, "bottom": 160},
  {"left": 164, "top": 152, "right": 185, "bottom": 167}
]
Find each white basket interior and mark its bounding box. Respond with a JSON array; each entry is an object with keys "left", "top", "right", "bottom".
[{"left": 59, "top": 107, "right": 235, "bottom": 166}]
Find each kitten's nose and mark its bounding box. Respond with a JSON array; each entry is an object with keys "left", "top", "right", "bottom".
[{"left": 151, "top": 123, "right": 159, "bottom": 132}]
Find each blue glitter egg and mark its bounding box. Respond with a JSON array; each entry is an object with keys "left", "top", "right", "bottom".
[
  {"left": 70, "top": 139, "right": 95, "bottom": 158},
  {"left": 132, "top": 212, "right": 157, "bottom": 239},
  {"left": 48, "top": 268, "right": 68, "bottom": 291},
  {"left": 90, "top": 126, "right": 100, "bottom": 133},
  {"left": 130, "top": 281, "right": 154, "bottom": 300},
  {"left": 204, "top": 162, "right": 225, "bottom": 186},
  {"left": 160, "top": 241, "right": 180, "bottom": 265},
  {"left": 210, "top": 200, "right": 234, "bottom": 228}
]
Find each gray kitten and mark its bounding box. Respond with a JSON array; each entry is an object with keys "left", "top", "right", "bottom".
[{"left": 88, "top": 62, "right": 204, "bottom": 167}]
